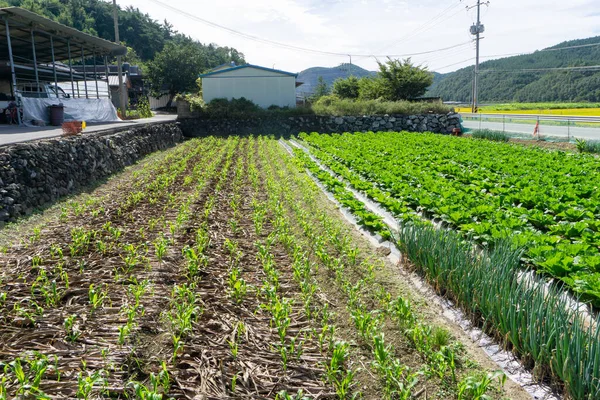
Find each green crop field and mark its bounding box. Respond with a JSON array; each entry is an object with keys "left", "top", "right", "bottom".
[
  {"left": 295, "top": 131, "right": 600, "bottom": 399},
  {"left": 299, "top": 131, "right": 600, "bottom": 304}
]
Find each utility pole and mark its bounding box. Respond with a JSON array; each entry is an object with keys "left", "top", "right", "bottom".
[
  {"left": 113, "top": 0, "right": 126, "bottom": 117},
  {"left": 469, "top": 0, "right": 487, "bottom": 113}
]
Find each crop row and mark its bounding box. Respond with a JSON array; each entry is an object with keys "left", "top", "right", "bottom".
[
  {"left": 299, "top": 131, "right": 600, "bottom": 305},
  {"left": 294, "top": 132, "right": 600, "bottom": 399},
  {"left": 269, "top": 139, "right": 510, "bottom": 399}
]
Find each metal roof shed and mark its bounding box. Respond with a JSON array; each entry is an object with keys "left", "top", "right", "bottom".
[
  {"left": 199, "top": 64, "right": 300, "bottom": 108},
  {"left": 0, "top": 7, "right": 127, "bottom": 124}
]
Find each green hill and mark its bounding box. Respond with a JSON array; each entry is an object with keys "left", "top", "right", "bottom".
[
  {"left": 0, "top": 0, "right": 244, "bottom": 67},
  {"left": 428, "top": 36, "right": 600, "bottom": 102}
]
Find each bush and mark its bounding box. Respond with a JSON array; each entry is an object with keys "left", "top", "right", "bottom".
[
  {"left": 471, "top": 129, "right": 510, "bottom": 142},
  {"left": 332, "top": 76, "right": 360, "bottom": 99},
  {"left": 135, "top": 97, "right": 153, "bottom": 118},
  {"left": 311, "top": 96, "right": 452, "bottom": 116},
  {"left": 576, "top": 138, "right": 600, "bottom": 154},
  {"left": 205, "top": 97, "right": 261, "bottom": 117},
  {"left": 174, "top": 94, "right": 452, "bottom": 118}
]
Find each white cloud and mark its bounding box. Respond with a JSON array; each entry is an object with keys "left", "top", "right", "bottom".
[{"left": 118, "top": 0, "right": 600, "bottom": 73}]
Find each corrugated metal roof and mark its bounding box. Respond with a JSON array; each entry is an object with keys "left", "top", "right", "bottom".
[
  {"left": 199, "top": 64, "right": 297, "bottom": 78},
  {"left": 0, "top": 7, "right": 127, "bottom": 59},
  {"left": 108, "top": 74, "right": 130, "bottom": 88}
]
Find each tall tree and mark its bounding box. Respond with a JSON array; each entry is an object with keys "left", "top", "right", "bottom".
[
  {"left": 311, "top": 76, "right": 330, "bottom": 101},
  {"left": 146, "top": 41, "right": 205, "bottom": 98},
  {"left": 332, "top": 76, "right": 360, "bottom": 99},
  {"left": 377, "top": 58, "right": 433, "bottom": 101}
]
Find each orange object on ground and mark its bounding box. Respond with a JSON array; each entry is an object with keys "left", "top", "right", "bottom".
[{"left": 62, "top": 121, "right": 83, "bottom": 136}]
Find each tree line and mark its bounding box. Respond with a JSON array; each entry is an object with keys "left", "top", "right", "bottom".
[
  {"left": 1, "top": 0, "right": 245, "bottom": 97},
  {"left": 312, "top": 58, "right": 434, "bottom": 103},
  {"left": 427, "top": 35, "right": 600, "bottom": 102}
]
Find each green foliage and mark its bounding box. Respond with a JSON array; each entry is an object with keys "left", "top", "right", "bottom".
[
  {"left": 376, "top": 58, "right": 434, "bottom": 101},
  {"left": 328, "top": 59, "right": 434, "bottom": 102},
  {"left": 310, "top": 76, "right": 330, "bottom": 102},
  {"left": 135, "top": 97, "right": 153, "bottom": 119},
  {"left": 311, "top": 96, "right": 452, "bottom": 116},
  {"left": 576, "top": 138, "right": 600, "bottom": 154},
  {"left": 428, "top": 35, "right": 600, "bottom": 102},
  {"left": 332, "top": 76, "right": 360, "bottom": 99},
  {"left": 357, "top": 76, "right": 387, "bottom": 100},
  {"left": 3, "top": 0, "right": 245, "bottom": 98},
  {"left": 300, "top": 130, "right": 600, "bottom": 304},
  {"left": 205, "top": 97, "right": 261, "bottom": 116},
  {"left": 471, "top": 129, "right": 510, "bottom": 142},
  {"left": 146, "top": 42, "right": 206, "bottom": 96}
]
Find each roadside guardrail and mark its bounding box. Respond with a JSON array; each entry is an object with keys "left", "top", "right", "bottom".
[
  {"left": 460, "top": 113, "right": 600, "bottom": 123},
  {"left": 458, "top": 113, "right": 600, "bottom": 141}
]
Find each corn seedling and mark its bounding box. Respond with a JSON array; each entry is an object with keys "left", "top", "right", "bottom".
[
  {"left": 457, "top": 370, "right": 506, "bottom": 400},
  {"left": 228, "top": 267, "right": 247, "bottom": 304},
  {"left": 154, "top": 236, "right": 169, "bottom": 261},
  {"left": 64, "top": 314, "right": 81, "bottom": 342},
  {"left": 88, "top": 283, "right": 108, "bottom": 313},
  {"left": 77, "top": 370, "right": 107, "bottom": 399}
]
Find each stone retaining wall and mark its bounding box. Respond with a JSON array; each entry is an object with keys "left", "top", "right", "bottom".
[
  {"left": 0, "top": 122, "right": 183, "bottom": 224},
  {"left": 178, "top": 113, "right": 461, "bottom": 137}
]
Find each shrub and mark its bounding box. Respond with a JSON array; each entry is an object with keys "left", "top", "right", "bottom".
[
  {"left": 471, "top": 129, "right": 510, "bottom": 142},
  {"left": 332, "top": 76, "right": 360, "bottom": 99},
  {"left": 135, "top": 97, "right": 153, "bottom": 118},
  {"left": 576, "top": 138, "right": 600, "bottom": 154},
  {"left": 311, "top": 96, "right": 452, "bottom": 116},
  {"left": 205, "top": 97, "right": 261, "bottom": 117}
]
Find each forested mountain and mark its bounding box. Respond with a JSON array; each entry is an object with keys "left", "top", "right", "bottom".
[
  {"left": 428, "top": 36, "right": 600, "bottom": 102},
  {"left": 0, "top": 0, "right": 245, "bottom": 69}
]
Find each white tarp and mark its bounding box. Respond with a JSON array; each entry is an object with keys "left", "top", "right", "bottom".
[{"left": 21, "top": 97, "right": 119, "bottom": 126}]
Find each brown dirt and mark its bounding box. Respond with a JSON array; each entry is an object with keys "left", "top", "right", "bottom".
[{"left": 509, "top": 138, "right": 577, "bottom": 152}]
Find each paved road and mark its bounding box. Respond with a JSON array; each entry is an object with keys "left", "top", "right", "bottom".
[
  {"left": 462, "top": 119, "right": 600, "bottom": 140},
  {"left": 0, "top": 114, "right": 177, "bottom": 146}
]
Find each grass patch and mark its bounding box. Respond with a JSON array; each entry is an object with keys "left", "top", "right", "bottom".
[
  {"left": 312, "top": 96, "right": 452, "bottom": 116},
  {"left": 470, "top": 129, "right": 509, "bottom": 142}
]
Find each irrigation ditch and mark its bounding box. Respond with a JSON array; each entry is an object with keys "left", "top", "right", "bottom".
[{"left": 283, "top": 138, "right": 585, "bottom": 400}]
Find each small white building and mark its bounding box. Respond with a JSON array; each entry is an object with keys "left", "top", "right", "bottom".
[{"left": 199, "top": 64, "right": 300, "bottom": 108}]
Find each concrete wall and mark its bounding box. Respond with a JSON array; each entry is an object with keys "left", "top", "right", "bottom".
[
  {"left": 179, "top": 113, "right": 462, "bottom": 137},
  {"left": 0, "top": 121, "right": 183, "bottom": 225},
  {"left": 202, "top": 67, "right": 297, "bottom": 108}
]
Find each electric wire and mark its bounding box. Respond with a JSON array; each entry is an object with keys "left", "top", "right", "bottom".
[
  {"left": 147, "top": 0, "right": 471, "bottom": 59},
  {"left": 480, "top": 42, "right": 600, "bottom": 60},
  {"left": 367, "top": 0, "right": 465, "bottom": 56},
  {"left": 481, "top": 65, "right": 600, "bottom": 73}
]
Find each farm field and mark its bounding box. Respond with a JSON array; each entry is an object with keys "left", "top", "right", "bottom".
[
  {"left": 295, "top": 131, "right": 600, "bottom": 400},
  {"left": 0, "top": 136, "right": 526, "bottom": 399},
  {"left": 299, "top": 131, "right": 600, "bottom": 303},
  {"left": 455, "top": 103, "right": 600, "bottom": 116}
]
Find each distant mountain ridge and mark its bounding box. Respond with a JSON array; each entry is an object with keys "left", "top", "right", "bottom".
[
  {"left": 427, "top": 36, "right": 600, "bottom": 102},
  {"left": 297, "top": 63, "right": 376, "bottom": 95}
]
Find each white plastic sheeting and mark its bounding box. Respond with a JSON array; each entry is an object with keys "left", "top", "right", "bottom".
[{"left": 21, "top": 97, "right": 119, "bottom": 126}]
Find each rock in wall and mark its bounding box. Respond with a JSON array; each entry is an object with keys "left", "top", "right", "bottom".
[
  {"left": 0, "top": 122, "right": 183, "bottom": 224},
  {"left": 178, "top": 113, "right": 462, "bottom": 137}
]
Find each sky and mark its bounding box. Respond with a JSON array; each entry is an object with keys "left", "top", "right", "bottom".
[{"left": 117, "top": 0, "right": 600, "bottom": 74}]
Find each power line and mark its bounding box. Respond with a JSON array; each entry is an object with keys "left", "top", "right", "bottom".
[
  {"left": 481, "top": 41, "right": 600, "bottom": 60},
  {"left": 368, "top": 0, "right": 465, "bottom": 56},
  {"left": 481, "top": 65, "right": 600, "bottom": 73},
  {"left": 433, "top": 57, "right": 476, "bottom": 71},
  {"left": 147, "top": 0, "right": 471, "bottom": 59}
]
